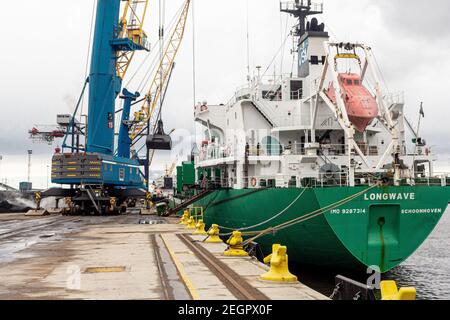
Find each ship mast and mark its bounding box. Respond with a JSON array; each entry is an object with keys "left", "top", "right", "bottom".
[
  {"left": 280, "top": 0, "right": 324, "bottom": 38},
  {"left": 280, "top": 1, "right": 327, "bottom": 78}
]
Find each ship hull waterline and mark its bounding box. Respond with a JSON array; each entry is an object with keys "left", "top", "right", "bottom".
[{"left": 192, "top": 185, "right": 449, "bottom": 273}]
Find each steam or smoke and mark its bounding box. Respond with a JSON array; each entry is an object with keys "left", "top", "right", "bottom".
[
  {"left": 0, "top": 192, "right": 32, "bottom": 213},
  {"left": 63, "top": 94, "right": 77, "bottom": 113}
]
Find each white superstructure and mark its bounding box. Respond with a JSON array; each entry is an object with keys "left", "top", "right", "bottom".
[{"left": 194, "top": 1, "right": 438, "bottom": 190}]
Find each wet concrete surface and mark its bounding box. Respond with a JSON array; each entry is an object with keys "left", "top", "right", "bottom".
[
  {"left": 0, "top": 215, "right": 135, "bottom": 250},
  {"left": 0, "top": 216, "right": 82, "bottom": 264},
  {"left": 153, "top": 234, "right": 192, "bottom": 300},
  {"left": 0, "top": 212, "right": 326, "bottom": 300},
  {"left": 0, "top": 213, "right": 175, "bottom": 299}
]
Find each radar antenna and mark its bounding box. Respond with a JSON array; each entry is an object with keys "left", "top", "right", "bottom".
[{"left": 280, "top": 0, "right": 324, "bottom": 37}]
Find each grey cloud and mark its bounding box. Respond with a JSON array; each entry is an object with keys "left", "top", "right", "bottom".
[
  {"left": 1, "top": 0, "right": 449, "bottom": 161},
  {"left": 371, "top": 0, "right": 450, "bottom": 40}
]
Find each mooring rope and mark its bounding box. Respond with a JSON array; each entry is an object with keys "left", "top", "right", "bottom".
[
  {"left": 240, "top": 183, "right": 381, "bottom": 246},
  {"left": 217, "top": 186, "right": 309, "bottom": 235},
  {"left": 201, "top": 183, "right": 380, "bottom": 244}
]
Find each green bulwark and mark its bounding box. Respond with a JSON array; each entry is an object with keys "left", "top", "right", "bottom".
[
  {"left": 176, "top": 166, "right": 183, "bottom": 193},
  {"left": 182, "top": 162, "right": 195, "bottom": 186},
  {"left": 176, "top": 162, "right": 196, "bottom": 195},
  {"left": 196, "top": 185, "right": 450, "bottom": 273}
]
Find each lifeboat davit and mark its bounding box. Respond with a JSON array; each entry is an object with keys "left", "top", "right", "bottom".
[{"left": 326, "top": 73, "right": 378, "bottom": 132}]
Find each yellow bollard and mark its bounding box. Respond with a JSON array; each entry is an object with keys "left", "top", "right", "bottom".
[
  {"left": 380, "top": 280, "right": 416, "bottom": 300},
  {"left": 179, "top": 210, "right": 190, "bottom": 225},
  {"left": 186, "top": 216, "right": 196, "bottom": 229},
  {"left": 260, "top": 244, "right": 298, "bottom": 282},
  {"left": 224, "top": 231, "right": 248, "bottom": 256},
  {"left": 145, "top": 192, "right": 152, "bottom": 209},
  {"left": 205, "top": 224, "right": 223, "bottom": 243},
  {"left": 109, "top": 197, "right": 117, "bottom": 212},
  {"left": 193, "top": 220, "right": 207, "bottom": 235}
]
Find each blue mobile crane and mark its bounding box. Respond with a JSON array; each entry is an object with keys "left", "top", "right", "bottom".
[{"left": 33, "top": 0, "right": 192, "bottom": 215}]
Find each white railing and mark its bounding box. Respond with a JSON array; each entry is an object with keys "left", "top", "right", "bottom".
[
  {"left": 325, "top": 143, "right": 380, "bottom": 156},
  {"left": 225, "top": 84, "right": 252, "bottom": 109},
  {"left": 247, "top": 143, "right": 306, "bottom": 156},
  {"left": 243, "top": 175, "right": 296, "bottom": 188},
  {"left": 280, "top": 1, "right": 324, "bottom": 13},
  {"left": 384, "top": 91, "right": 405, "bottom": 106},
  {"left": 198, "top": 143, "right": 386, "bottom": 162},
  {"left": 242, "top": 172, "right": 349, "bottom": 189},
  {"left": 242, "top": 172, "right": 450, "bottom": 189},
  {"left": 290, "top": 89, "right": 303, "bottom": 100},
  {"left": 199, "top": 144, "right": 237, "bottom": 162}
]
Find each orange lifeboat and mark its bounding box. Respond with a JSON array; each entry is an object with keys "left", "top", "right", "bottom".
[{"left": 326, "top": 73, "right": 378, "bottom": 132}]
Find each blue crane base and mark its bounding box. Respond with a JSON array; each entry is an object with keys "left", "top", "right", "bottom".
[
  {"left": 52, "top": 153, "right": 144, "bottom": 187},
  {"left": 46, "top": 152, "right": 151, "bottom": 215}
]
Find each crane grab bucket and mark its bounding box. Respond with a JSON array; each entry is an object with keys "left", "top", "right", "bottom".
[{"left": 146, "top": 120, "right": 172, "bottom": 150}]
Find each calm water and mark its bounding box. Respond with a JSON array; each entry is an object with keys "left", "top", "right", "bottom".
[
  {"left": 298, "top": 208, "right": 450, "bottom": 300},
  {"left": 384, "top": 208, "right": 450, "bottom": 300}
]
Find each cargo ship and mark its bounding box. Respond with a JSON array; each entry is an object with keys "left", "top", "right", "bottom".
[{"left": 175, "top": 0, "right": 450, "bottom": 272}]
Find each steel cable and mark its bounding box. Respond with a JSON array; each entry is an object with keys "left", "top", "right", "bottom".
[
  {"left": 217, "top": 186, "right": 309, "bottom": 234},
  {"left": 241, "top": 183, "right": 380, "bottom": 246}
]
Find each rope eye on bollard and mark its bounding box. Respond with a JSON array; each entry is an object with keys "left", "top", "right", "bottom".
[
  {"left": 380, "top": 280, "right": 416, "bottom": 300},
  {"left": 205, "top": 224, "right": 223, "bottom": 243},
  {"left": 224, "top": 231, "right": 248, "bottom": 257},
  {"left": 193, "top": 219, "right": 207, "bottom": 235},
  {"left": 260, "top": 244, "right": 298, "bottom": 283}
]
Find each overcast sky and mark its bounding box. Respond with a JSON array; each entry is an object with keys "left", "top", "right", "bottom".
[{"left": 0, "top": 0, "right": 449, "bottom": 188}]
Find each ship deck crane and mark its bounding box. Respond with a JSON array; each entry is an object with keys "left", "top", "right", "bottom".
[{"left": 35, "top": 0, "right": 192, "bottom": 215}]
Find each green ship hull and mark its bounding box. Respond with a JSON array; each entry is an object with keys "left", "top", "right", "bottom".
[{"left": 195, "top": 185, "right": 450, "bottom": 273}]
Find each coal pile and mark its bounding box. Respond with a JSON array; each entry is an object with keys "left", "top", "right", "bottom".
[{"left": 0, "top": 192, "right": 32, "bottom": 214}]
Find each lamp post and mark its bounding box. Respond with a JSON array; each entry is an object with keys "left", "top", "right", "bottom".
[
  {"left": 27, "top": 150, "right": 33, "bottom": 184},
  {"left": 0, "top": 155, "right": 3, "bottom": 184},
  {"left": 46, "top": 165, "right": 50, "bottom": 189}
]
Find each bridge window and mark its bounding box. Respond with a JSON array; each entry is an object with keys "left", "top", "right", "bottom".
[
  {"left": 290, "top": 80, "right": 303, "bottom": 100},
  {"left": 262, "top": 86, "right": 282, "bottom": 101}
]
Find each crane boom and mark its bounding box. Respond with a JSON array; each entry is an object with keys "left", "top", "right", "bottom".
[
  {"left": 116, "top": 0, "right": 150, "bottom": 79},
  {"left": 87, "top": 0, "right": 149, "bottom": 155},
  {"left": 35, "top": 0, "right": 196, "bottom": 216},
  {"left": 129, "top": 0, "right": 191, "bottom": 141},
  {"left": 167, "top": 157, "right": 178, "bottom": 176}
]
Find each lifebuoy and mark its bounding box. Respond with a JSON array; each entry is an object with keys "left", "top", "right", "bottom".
[{"left": 251, "top": 177, "right": 257, "bottom": 187}]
